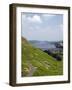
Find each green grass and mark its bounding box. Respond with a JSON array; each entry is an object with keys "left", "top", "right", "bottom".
[{"left": 21, "top": 37, "right": 63, "bottom": 77}]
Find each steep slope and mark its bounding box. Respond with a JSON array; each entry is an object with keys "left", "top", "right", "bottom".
[{"left": 21, "top": 37, "right": 63, "bottom": 77}]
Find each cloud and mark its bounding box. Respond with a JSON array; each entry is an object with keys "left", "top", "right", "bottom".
[
  {"left": 42, "top": 14, "right": 56, "bottom": 20},
  {"left": 56, "top": 24, "right": 63, "bottom": 31},
  {"left": 43, "top": 14, "right": 56, "bottom": 17},
  {"left": 27, "top": 15, "right": 42, "bottom": 23},
  {"left": 22, "top": 15, "right": 26, "bottom": 20},
  {"left": 59, "top": 24, "right": 63, "bottom": 28}
]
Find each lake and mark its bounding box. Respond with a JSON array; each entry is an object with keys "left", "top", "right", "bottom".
[{"left": 29, "top": 40, "right": 56, "bottom": 51}]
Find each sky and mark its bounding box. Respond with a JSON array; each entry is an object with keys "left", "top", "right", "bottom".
[{"left": 21, "top": 12, "right": 63, "bottom": 41}]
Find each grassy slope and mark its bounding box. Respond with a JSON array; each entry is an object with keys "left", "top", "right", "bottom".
[{"left": 21, "top": 37, "right": 63, "bottom": 77}]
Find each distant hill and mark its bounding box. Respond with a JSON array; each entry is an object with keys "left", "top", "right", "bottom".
[{"left": 21, "top": 37, "right": 63, "bottom": 77}]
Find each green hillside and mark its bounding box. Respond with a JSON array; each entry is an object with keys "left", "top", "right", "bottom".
[{"left": 21, "top": 37, "right": 63, "bottom": 77}]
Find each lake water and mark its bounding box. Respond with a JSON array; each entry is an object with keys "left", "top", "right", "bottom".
[{"left": 29, "top": 41, "right": 56, "bottom": 50}]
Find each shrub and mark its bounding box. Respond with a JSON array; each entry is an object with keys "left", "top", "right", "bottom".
[
  {"left": 44, "top": 50, "right": 62, "bottom": 61},
  {"left": 55, "top": 55, "right": 62, "bottom": 61}
]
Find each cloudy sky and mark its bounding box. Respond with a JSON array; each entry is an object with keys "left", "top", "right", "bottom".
[{"left": 21, "top": 12, "right": 63, "bottom": 41}]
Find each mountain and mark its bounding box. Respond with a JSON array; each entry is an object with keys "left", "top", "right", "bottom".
[{"left": 21, "top": 37, "right": 63, "bottom": 77}]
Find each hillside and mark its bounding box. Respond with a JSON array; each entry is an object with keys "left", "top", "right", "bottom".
[{"left": 21, "top": 37, "right": 63, "bottom": 77}]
